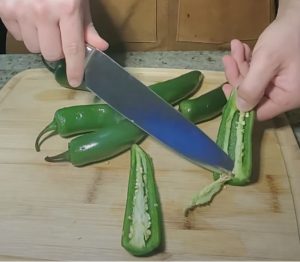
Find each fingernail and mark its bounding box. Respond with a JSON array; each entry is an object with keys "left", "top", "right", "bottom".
[
  {"left": 103, "top": 40, "right": 109, "bottom": 49},
  {"left": 69, "top": 79, "right": 81, "bottom": 88},
  {"left": 237, "top": 96, "right": 251, "bottom": 112}
]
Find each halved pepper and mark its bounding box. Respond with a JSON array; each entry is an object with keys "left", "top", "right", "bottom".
[
  {"left": 213, "top": 90, "right": 255, "bottom": 186},
  {"left": 121, "top": 144, "right": 163, "bottom": 256},
  {"left": 185, "top": 90, "right": 255, "bottom": 216},
  {"left": 36, "top": 70, "right": 203, "bottom": 151}
]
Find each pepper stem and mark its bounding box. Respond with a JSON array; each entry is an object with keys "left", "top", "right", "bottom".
[
  {"left": 45, "top": 151, "right": 69, "bottom": 162},
  {"left": 35, "top": 121, "right": 57, "bottom": 152}
]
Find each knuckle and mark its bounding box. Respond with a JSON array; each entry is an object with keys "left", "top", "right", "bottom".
[
  {"left": 33, "top": 2, "right": 49, "bottom": 18},
  {"left": 238, "top": 87, "right": 261, "bottom": 105},
  {"left": 61, "top": 0, "right": 80, "bottom": 16},
  {"left": 24, "top": 42, "right": 40, "bottom": 54},
  {"left": 1, "top": 2, "right": 15, "bottom": 18},
  {"left": 63, "top": 42, "right": 82, "bottom": 57},
  {"left": 43, "top": 52, "right": 63, "bottom": 62}
]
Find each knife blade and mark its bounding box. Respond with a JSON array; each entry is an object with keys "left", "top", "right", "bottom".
[{"left": 84, "top": 45, "right": 234, "bottom": 173}]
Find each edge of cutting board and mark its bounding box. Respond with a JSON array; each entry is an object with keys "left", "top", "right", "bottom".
[{"left": 274, "top": 115, "right": 300, "bottom": 236}]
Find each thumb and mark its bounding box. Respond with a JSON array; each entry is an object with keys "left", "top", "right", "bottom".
[
  {"left": 85, "top": 23, "right": 109, "bottom": 51},
  {"left": 237, "top": 54, "right": 277, "bottom": 112}
]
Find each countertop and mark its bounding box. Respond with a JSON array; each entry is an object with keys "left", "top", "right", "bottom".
[{"left": 1, "top": 51, "right": 300, "bottom": 144}]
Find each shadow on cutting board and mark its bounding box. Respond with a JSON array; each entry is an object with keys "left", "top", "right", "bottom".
[{"left": 250, "top": 117, "right": 288, "bottom": 184}]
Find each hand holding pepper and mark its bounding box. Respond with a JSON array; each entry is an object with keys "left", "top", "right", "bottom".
[
  {"left": 0, "top": 0, "right": 109, "bottom": 87},
  {"left": 223, "top": 0, "right": 300, "bottom": 121}
]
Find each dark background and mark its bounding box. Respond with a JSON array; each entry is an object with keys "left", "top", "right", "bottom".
[{"left": 0, "top": 19, "right": 7, "bottom": 54}]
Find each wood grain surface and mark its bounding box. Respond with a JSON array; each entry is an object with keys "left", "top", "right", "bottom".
[{"left": 0, "top": 68, "right": 299, "bottom": 260}]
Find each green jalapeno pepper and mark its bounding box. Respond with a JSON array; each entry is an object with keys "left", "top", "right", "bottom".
[
  {"left": 42, "top": 57, "right": 87, "bottom": 90},
  {"left": 45, "top": 120, "right": 145, "bottom": 166},
  {"left": 178, "top": 83, "right": 227, "bottom": 124},
  {"left": 36, "top": 70, "right": 203, "bottom": 151},
  {"left": 213, "top": 90, "right": 255, "bottom": 186},
  {"left": 149, "top": 70, "right": 204, "bottom": 105},
  {"left": 35, "top": 104, "right": 124, "bottom": 151},
  {"left": 122, "top": 144, "right": 163, "bottom": 256}
]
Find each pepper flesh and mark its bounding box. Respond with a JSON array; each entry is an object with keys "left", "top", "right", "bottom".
[
  {"left": 36, "top": 70, "right": 203, "bottom": 151},
  {"left": 121, "top": 144, "right": 162, "bottom": 256},
  {"left": 213, "top": 90, "right": 255, "bottom": 186},
  {"left": 179, "top": 83, "right": 227, "bottom": 124}
]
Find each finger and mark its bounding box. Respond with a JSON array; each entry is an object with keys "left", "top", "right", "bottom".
[
  {"left": 254, "top": 79, "right": 295, "bottom": 121},
  {"left": 256, "top": 96, "right": 287, "bottom": 121},
  {"left": 83, "top": 1, "right": 109, "bottom": 50},
  {"left": 264, "top": 83, "right": 297, "bottom": 112},
  {"left": 243, "top": 43, "right": 252, "bottom": 63},
  {"left": 2, "top": 19, "right": 22, "bottom": 41},
  {"left": 231, "top": 39, "right": 244, "bottom": 62},
  {"left": 231, "top": 39, "right": 249, "bottom": 77},
  {"left": 222, "top": 55, "right": 240, "bottom": 87},
  {"left": 38, "top": 23, "right": 64, "bottom": 61},
  {"left": 237, "top": 54, "right": 277, "bottom": 112},
  {"left": 60, "top": 13, "right": 85, "bottom": 87},
  {"left": 222, "top": 83, "right": 234, "bottom": 98},
  {"left": 85, "top": 23, "right": 109, "bottom": 50},
  {"left": 19, "top": 22, "right": 40, "bottom": 53}
]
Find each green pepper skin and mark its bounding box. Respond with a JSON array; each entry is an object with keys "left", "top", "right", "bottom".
[
  {"left": 150, "top": 71, "right": 203, "bottom": 105},
  {"left": 122, "top": 144, "right": 163, "bottom": 256},
  {"left": 37, "top": 70, "right": 202, "bottom": 151},
  {"left": 178, "top": 84, "right": 227, "bottom": 124},
  {"left": 213, "top": 91, "right": 255, "bottom": 186},
  {"left": 45, "top": 104, "right": 123, "bottom": 136},
  {"left": 45, "top": 120, "right": 146, "bottom": 166}
]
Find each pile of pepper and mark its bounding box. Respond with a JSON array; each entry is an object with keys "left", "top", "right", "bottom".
[
  {"left": 39, "top": 57, "right": 254, "bottom": 256},
  {"left": 37, "top": 64, "right": 208, "bottom": 166}
]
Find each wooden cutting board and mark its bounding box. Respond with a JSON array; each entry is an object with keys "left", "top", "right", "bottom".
[{"left": 0, "top": 68, "right": 299, "bottom": 260}]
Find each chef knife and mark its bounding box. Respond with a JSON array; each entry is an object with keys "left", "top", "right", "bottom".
[{"left": 84, "top": 45, "right": 234, "bottom": 173}]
